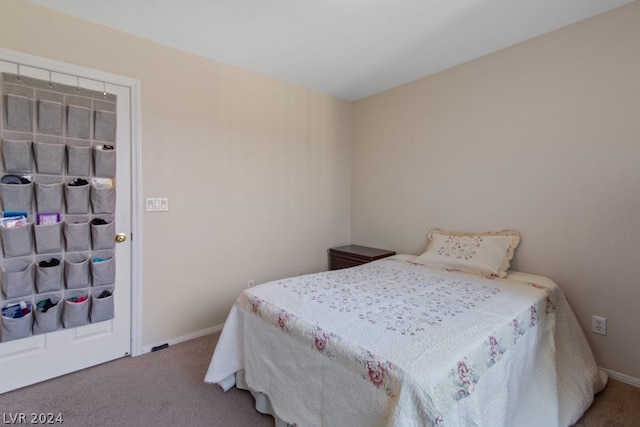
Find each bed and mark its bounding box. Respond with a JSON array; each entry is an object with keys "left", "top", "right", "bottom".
[{"left": 205, "top": 230, "right": 605, "bottom": 426}]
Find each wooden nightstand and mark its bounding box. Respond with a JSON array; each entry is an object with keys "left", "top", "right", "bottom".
[{"left": 328, "top": 245, "right": 396, "bottom": 270}]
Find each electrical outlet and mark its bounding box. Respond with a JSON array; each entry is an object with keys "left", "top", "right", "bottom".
[
  {"left": 247, "top": 279, "right": 255, "bottom": 288},
  {"left": 592, "top": 315, "right": 607, "bottom": 335}
]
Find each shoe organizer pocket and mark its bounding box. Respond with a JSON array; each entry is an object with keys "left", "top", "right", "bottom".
[
  {"left": 35, "top": 181, "right": 64, "bottom": 214},
  {"left": 33, "top": 141, "right": 65, "bottom": 175},
  {"left": 62, "top": 292, "right": 89, "bottom": 328},
  {"left": 66, "top": 143, "right": 91, "bottom": 177},
  {"left": 37, "top": 99, "right": 63, "bottom": 136},
  {"left": 64, "top": 181, "right": 90, "bottom": 214},
  {"left": 94, "top": 110, "right": 116, "bottom": 143},
  {"left": 35, "top": 257, "right": 63, "bottom": 293},
  {"left": 93, "top": 145, "right": 116, "bottom": 178},
  {"left": 64, "top": 218, "right": 91, "bottom": 252},
  {"left": 90, "top": 286, "right": 114, "bottom": 323},
  {"left": 5, "top": 94, "right": 33, "bottom": 133},
  {"left": 33, "top": 294, "right": 61, "bottom": 334},
  {"left": 64, "top": 253, "right": 90, "bottom": 289},
  {"left": 1, "top": 300, "right": 33, "bottom": 342},
  {"left": 1, "top": 259, "right": 34, "bottom": 299},
  {"left": 90, "top": 218, "right": 115, "bottom": 250},
  {"left": 0, "top": 181, "right": 33, "bottom": 213},
  {"left": 34, "top": 221, "right": 63, "bottom": 254},
  {"left": 67, "top": 105, "right": 91, "bottom": 140},
  {"left": 90, "top": 186, "right": 115, "bottom": 214},
  {"left": 1, "top": 139, "right": 32, "bottom": 172},
  {"left": 0, "top": 222, "right": 34, "bottom": 258},
  {"left": 91, "top": 253, "right": 115, "bottom": 287}
]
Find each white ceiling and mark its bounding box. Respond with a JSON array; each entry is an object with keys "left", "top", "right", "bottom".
[{"left": 32, "top": 0, "right": 634, "bottom": 101}]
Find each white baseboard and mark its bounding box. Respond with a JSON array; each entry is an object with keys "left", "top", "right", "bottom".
[
  {"left": 601, "top": 367, "right": 640, "bottom": 388},
  {"left": 140, "top": 324, "right": 224, "bottom": 354}
]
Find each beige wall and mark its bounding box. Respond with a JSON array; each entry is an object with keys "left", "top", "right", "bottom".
[
  {"left": 353, "top": 2, "right": 640, "bottom": 380},
  {"left": 0, "top": 1, "right": 352, "bottom": 346}
]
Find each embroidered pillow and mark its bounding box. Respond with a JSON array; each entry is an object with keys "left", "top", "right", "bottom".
[{"left": 410, "top": 229, "right": 520, "bottom": 278}]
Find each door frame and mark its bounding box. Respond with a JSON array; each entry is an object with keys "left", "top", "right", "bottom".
[{"left": 0, "top": 47, "right": 144, "bottom": 356}]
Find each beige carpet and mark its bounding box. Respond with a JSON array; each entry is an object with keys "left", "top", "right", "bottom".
[
  {"left": 574, "top": 375, "right": 640, "bottom": 427},
  {"left": 0, "top": 333, "right": 272, "bottom": 427},
  {"left": 1, "top": 333, "right": 638, "bottom": 426}
]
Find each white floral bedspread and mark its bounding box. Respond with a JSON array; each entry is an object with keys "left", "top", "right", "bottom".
[{"left": 205, "top": 256, "right": 604, "bottom": 427}]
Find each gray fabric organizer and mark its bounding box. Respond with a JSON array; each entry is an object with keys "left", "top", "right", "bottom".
[{"left": 0, "top": 73, "right": 117, "bottom": 342}]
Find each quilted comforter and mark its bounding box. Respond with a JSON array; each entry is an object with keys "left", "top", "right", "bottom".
[{"left": 205, "top": 255, "right": 605, "bottom": 426}]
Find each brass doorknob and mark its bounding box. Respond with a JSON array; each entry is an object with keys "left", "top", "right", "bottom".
[{"left": 115, "top": 233, "right": 127, "bottom": 243}]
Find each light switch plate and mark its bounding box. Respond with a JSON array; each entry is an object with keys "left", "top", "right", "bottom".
[{"left": 145, "top": 197, "right": 169, "bottom": 212}]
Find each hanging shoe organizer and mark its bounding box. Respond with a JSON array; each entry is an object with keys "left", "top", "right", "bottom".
[{"left": 0, "top": 72, "right": 117, "bottom": 342}]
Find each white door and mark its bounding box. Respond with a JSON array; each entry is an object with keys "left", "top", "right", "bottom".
[{"left": 0, "top": 51, "right": 136, "bottom": 393}]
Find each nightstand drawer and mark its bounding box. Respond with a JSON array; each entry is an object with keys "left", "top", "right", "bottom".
[
  {"left": 330, "top": 256, "right": 363, "bottom": 270},
  {"left": 328, "top": 245, "right": 396, "bottom": 270}
]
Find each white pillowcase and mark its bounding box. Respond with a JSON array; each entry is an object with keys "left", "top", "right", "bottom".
[{"left": 410, "top": 229, "right": 520, "bottom": 278}]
